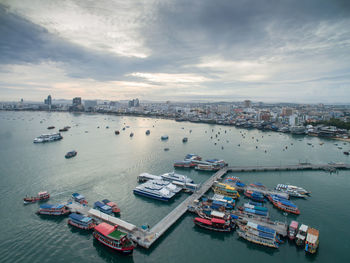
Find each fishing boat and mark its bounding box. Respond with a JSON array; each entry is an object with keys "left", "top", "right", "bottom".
[
  {"left": 102, "top": 199, "right": 121, "bottom": 214},
  {"left": 94, "top": 201, "right": 113, "bottom": 215},
  {"left": 193, "top": 217, "right": 234, "bottom": 232},
  {"left": 173, "top": 160, "right": 193, "bottom": 168},
  {"left": 305, "top": 228, "right": 319, "bottom": 254},
  {"left": 93, "top": 222, "right": 135, "bottom": 254},
  {"left": 115, "top": 130, "right": 120, "bottom": 135},
  {"left": 182, "top": 137, "right": 188, "bottom": 142},
  {"left": 72, "top": 193, "right": 88, "bottom": 204},
  {"left": 296, "top": 224, "right": 308, "bottom": 246},
  {"left": 37, "top": 204, "right": 70, "bottom": 215},
  {"left": 65, "top": 150, "right": 77, "bottom": 159},
  {"left": 288, "top": 221, "right": 299, "bottom": 240},
  {"left": 145, "top": 130, "right": 150, "bottom": 135},
  {"left": 212, "top": 183, "right": 240, "bottom": 199},
  {"left": 68, "top": 213, "right": 95, "bottom": 230},
  {"left": 23, "top": 191, "right": 50, "bottom": 204},
  {"left": 33, "top": 133, "right": 63, "bottom": 143},
  {"left": 196, "top": 206, "right": 231, "bottom": 221},
  {"left": 244, "top": 190, "right": 265, "bottom": 202},
  {"left": 239, "top": 203, "right": 269, "bottom": 218},
  {"left": 237, "top": 222, "right": 279, "bottom": 248},
  {"left": 160, "top": 172, "right": 194, "bottom": 184},
  {"left": 268, "top": 195, "right": 300, "bottom": 214}
]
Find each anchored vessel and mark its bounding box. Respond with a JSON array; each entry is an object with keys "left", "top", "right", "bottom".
[
  {"left": 275, "top": 184, "right": 310, "bottom": 198},
  {"left": 65, "top": 150, "right": 77, "bottom": 159},
  {"left": 212, "top": 182, "right": 240, "bottom": 199},
  {"left": 23, "top": 191, "right": 50, "bottom": 204},
  {"left": 37, "top": 204, "right": 69, "bottom": 215},
  {"left": 94, "top": 201, "right": 113, "bottom": 215},
  {"left": 237, "top": 222, "right": 279, "bottom": 248},
  {"left": 72, "top": 193, "right": 88, "bottom": 204},
  {"left": 93, "top": 222, "right": 135, "bottom": 254},
  {"left": 194, "top": 217, "right": 234, "bottom": 232},
  {"left": 244, "top": 190, "right": 265, "bottom": 202},
  {"left": 160, "top": 172, "right": 194, "bottom": 184},
  {"left": 33, "top": 133, "right": 62, "bottom": 143},
  {"left": 68, "top": 213, "right": 95, "bottom": 230},
  {"left": 133, "top": 180, "right": 176, "bottom": 201},
  {"left": 102, "top": 199, "right": 121, "bottom": 214},
  {"left": 268, "top": 195, "right": 300, "bottom": 214}
]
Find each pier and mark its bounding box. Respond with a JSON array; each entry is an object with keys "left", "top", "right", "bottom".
[{"left": 66, "top": 162, "right": 350, "bottom": 249}]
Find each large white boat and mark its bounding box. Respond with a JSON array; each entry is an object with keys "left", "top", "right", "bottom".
[
  {"left": 275, "top": 184, "right": 310, "bottom": 197},
  {"left": 133, "top": 181, "right": 176, "bottom": 201},
  {"left": 161, "top": 172, "right": 194, "bottom": 184},
  {"left": 33, "top": 133, "right": 63, "bottom": 143},
  {"left": 151, "top": 179, "right": 182, "bottom": 193}
]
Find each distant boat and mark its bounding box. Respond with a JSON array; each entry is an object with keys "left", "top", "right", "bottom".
[
  {"left": 65, "top": 150, "right": 77, "bottom": 159},
  {"left": 161, "top": 135, "right": 169, "bottom": 140},
  {"left": 130, "top": 132, "right": 134, "bottom": 137},
  {"left": 47, "top": 126, "right": 55, "bottom": 129},
  {"left": 182, "top": 137, "right": 188, "bottom": 143},
  {"left": 164, "top": 148, "right": 169, "bottom": 151},
  {"left": 146, "top": 130, "right": 150, "bottom": 135},
  {"left": 59, "top": 127, "right": 68, "bottom": 132},
  {"left": 344, "top": 151, "right": 349, "bottom": 155},
  {"left": 37, "top": 204, "right": 69, "bottom": 216},
  {"left": 24, "top": 191, "right": 50, "bottom": 205},
  {"left": 115, "top": 130, "right": 120, "bottom": 135}
]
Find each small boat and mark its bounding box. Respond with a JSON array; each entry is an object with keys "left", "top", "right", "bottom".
[
  {"left": 268, "top": 195, "right": 300, "bottom": 214},
  {"left": 161, "top": 135, "right": 169, "bottom": 140},
  {"left": 296, "top": 224, "right": 308, "bottom": 246},
  {"left": 130, "top": 132, "right": 134, "bottom": 137},
  {"left": 94, "top": 201, "right": 113, "bottom": 215},
  {"left": 93, "top": 222, "right": 135, "bottom": 254},
  {"left": 102, "top": 199, "right": 120, "bottom": 213},
  {"left": 59, "top": 127, "right": 68, "bottom": 132},
  {"left": 237, "top": 222, "right": 279, "bottom": 248},
  {"left": 249, "top": 182, "right": 266, "bottom": 189},
  {"left": 24, "top": 191, "right": 50, "bottom": 204},
  {"left": 47, "top": 126, "right": 55, "bottom": 129},
  {"left": 164, "top": 148, "right": 169, "bottom": 151},
  {"left": 72, "top": 193, "right": 88, "bottom": 204},
  {"left": 344, "top": 151, "right": 349, "bottom": 155},
  {"left": 288, "top": 221, "right": 299, "bottom": 240},
  {"left": 305, "top": 228, "right": 319, "bottom": 254},
  {"left": 182, "top": 137, "right": 188, "bottom": 143},
  {"left": 185, "top": 154, "right": 202, "bottom": 161},
  {"left": 244, "top": 190, "right": 265, "bottom": 202},
  {"left": 145, "top": 130, "right": 150, "bottom": 135},
  {"left": 33, "top": 133, "right": 63, "bottom": 143},
  {"left": 115, "top": 130, "right": 120, "bottom": 135},
  {"left": 65, "top": 150, "right": 77, "bottom": 159},
  {"left": 193, "top": 217, "right": 234, "bottom": 232},
  {"left": 37, "top": 204, "right": 70, "bottom": 215},
  {"left": 68, "top": 213, "right": 95, "bottom": 229},
  {"left": 212, "top": 183, "right": 240, "bottom": 199}
]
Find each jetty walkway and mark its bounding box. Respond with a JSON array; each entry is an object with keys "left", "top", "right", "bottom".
[{"left": 66, "top": 162, "right": 350, "bottom": 249}]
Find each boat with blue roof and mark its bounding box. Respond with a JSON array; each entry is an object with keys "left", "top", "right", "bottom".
[
  {"left": 72, "top": 193, "right": 88, "bottom": 204},
  {"left": 268, "top": 194, "right": 300, "bottom": 214},
  {"left": 68, "top": 213, "right": 96, "bottom": 229},
  {"left": 244, "top": 190, "right": 266, "bottom": 202},
  {"left": 102, "top": 199, "right": 121, "bottom": 214},
  {"left": 94, "top": 201, "right": 113, "bottom": 215},
  {"left": 37, "top": 204, "right": 70, "bottom": 215}
]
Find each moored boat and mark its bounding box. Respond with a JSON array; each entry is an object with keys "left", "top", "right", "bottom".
[
  {"left": 288, "top": 220, "right": 299, "bottom": 240},
  {"left": 33, "top": 133, "right": 63, "bottom": 143},
  {"left": 275, "top": 184, "right": 310, "bottom": 197},
  {"left": 24, "top": 191, "right": 50, "bottom": 204},
  {"left": 133, "top": 181, "right": 176, "bottom": 201},
  {"left": 212, "top": 183, "right": 240, "bottom": 199},
  {"left": 268, "top": 195, "right": 300, "bottom": 214},
  {"left": 185, "top": 154, "right": 202, "bottom": 161},
  {"left": 194, "top": 217, "right": 234, "bottom": 232},
  {"left": 102, "top": 199, "right": 121, "bottom": 213},
  {"left": 244, "top": 190, "right": 265, "bottom": 202},
  {"left": 94, "top": 201, "right": 113, "bottom": 215},
  {"left": 68, "top": 213, "right": 95, "bottom": 230},
  {"left": 295, "top": 224, "right": 308, "bottom": 246},
  {"left": 65, "top": 150, "right": 77, "bottom": 159},
  {"left": 195, "top": 164, "right": 219, "bottom": 171},
  {"left": 237, "top": 222, "right": 279, "bottom": 248},
  {"left": 93, "top": 222, "right": 135, "bottom": 254},
  {"left": 37, "top": 204, "right": 70, "bottom": 215},
  {"left": 72, "top": 193, "right": 88, "bottom": 204},
  {"left": 305, "top": 228, "right": 319, "bottom": 254},
  {"left": 173, "top": 160, "right": 193, "bottom": 168},
  {"left": 160, "top": 172, "right": 194, "bottom": 184}
]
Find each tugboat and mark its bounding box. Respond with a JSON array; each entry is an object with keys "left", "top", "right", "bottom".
[
  {"left": 102, "top": 199, "right": 121, "bottom": 214},
  {"left": 93, "top": 222, "right": 135, "bottom": 254},
  {"left": 37, "top": 204, "right": 70, "bottom": 215},
  {"left": 65, "top": 150, "right": 77, "bottom": 159},
  {"left": 68, "top": 213, "right": 96, "bottom": 230},
  {"left": 115, "top": 130, "right": 120, "bottom": 135},
  {"left": 24, "top": 191, "right": 50, "bottom": 204},
  {"left": 193, "top": 217, "right": 234, "bottom": 232},
  {"left": 305, "top": 228, "right": 319, "bottom": 254},
  {"left": 288, "top": 221, "right": 299, "bottom": 240}
]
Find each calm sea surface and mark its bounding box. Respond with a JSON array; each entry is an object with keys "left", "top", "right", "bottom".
[{"left": 0, "top": 111, "right": 349, "bottom": 263}]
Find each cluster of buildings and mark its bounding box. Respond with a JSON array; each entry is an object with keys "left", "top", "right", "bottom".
[{"left": 1, "top": 97, "right": 349, "bottom": 139}]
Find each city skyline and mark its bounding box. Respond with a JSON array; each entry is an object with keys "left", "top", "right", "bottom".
[{"left": 1, "top": 0, "right": 350, "bottom": 103}]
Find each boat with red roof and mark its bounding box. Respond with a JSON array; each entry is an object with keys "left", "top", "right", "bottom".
[
  {"left": 93, "top": 222, "right": 135, "bottom": 254},
  {"left": 23, "top": 191, "right": 50, "bottom": 204},
  {"left": 102, "top": 199, "right": 121, "bottom": 214},
  {"left": 193, "top": 217, "right": 234, "bottom": 232}
]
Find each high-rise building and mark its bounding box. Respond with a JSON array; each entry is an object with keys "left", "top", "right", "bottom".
[
  {"left": 72, "top": 97, "right": 82, "bottom": 106},
  {"left": 128, "top": 98, "right": 140, "bottom": 107},
  {"left": 44, "top": 95, "right": 52, "bottom": 105},
  {"left": 244, "top": 100, "right": 252, "bottom": 108}
]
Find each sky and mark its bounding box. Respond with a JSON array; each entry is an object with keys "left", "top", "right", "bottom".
[{"left": 0, "top": 0, "right": 350, "bottom": 103}]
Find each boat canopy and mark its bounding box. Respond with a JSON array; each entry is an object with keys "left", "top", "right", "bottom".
[
  {"left": 95, "top": 222, "right": 115, "bottom": 236},
  {"left": 299, "top": 224, "right": 309, "bottom": 232},
  {"left": 306, "top": 228, "right": 319, "bottom": 244},
  {"left": 290, "top": 221, "right": 299, "bottom": 229},
  {"left": 211, "top": 218, "right": 226, "bottom": 224},
  {"left": 40, "top": 204, "right": 64, "bottom": 209},
  {"left": 69, "top": 213, "right": 92, "bottom": 222},
  {"left": 211, "top": 210, "right": 226, "bottom": 218},
  {"left": 195, "top": 217, "right": 212, "bottom": 225}
]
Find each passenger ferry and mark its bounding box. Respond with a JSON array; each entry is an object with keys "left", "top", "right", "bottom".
[
  {"left": 296, "top": 224, "right": 308, "bottom": 246},
  {"left": 102, "top": 199, "right": 121, "bottom": 214},
  {"left": 93, "top": 222, "right": 135, "bottom": 254},
  {"left": 194, "top": 217, "right": 234, "bottom": 232},
  {"left": 305, "top": 228, "right": 319, "bottom": 254},
  {"left": 237, "top": 222, "right": 279, "bottom": 248},
  {"left": 68, "top": 213, "right": 95, "bottom": 230},
  {"left": 33, "top": 133, "right": 63, "bottom": 143},
  {"left": 288, "top": 221, "right": 299, "bottom": 240},
  {"left": 94, "top": 201, "right": 113, "bottom": 215},
  {"left": 212, "top": 183, "right": 240, "bottom": 199},
  {"left": 37, "top": 204, "right": 70, "bottom": 215},
  {"left": 160, "top": 172, "right": 194, "bottom": 184},
  {"left": 23, "top": 191, "right": 50, "bottom": 204},
  {"left": 268, "top": 195, "right": 300, "bottom": 214},
  {"left": 275, "top": 184, "right": 309, "bottom": 198},
  {"left": 72, "top": 193, "right": 88, "bottom": 204},
  {"left": 133, "top": 181, "right": 176, "bottom": 201},
  {"left": 244, "top": 190, "right": 265, "bottom": 202}
]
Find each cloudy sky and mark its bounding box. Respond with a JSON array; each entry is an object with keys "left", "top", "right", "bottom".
[{"left": 0, "top": 0, "right": 350, "bottom": 103}]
